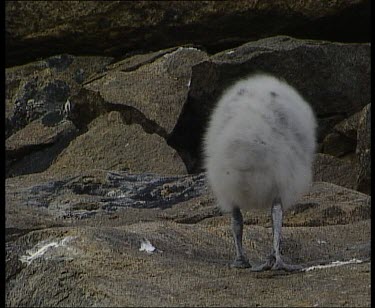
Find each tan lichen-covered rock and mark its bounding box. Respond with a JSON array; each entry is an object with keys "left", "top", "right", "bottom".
[
  {"left": 84, "top": 47, "right": 209, "bottom": 135},
  {"left": 356, "top": 103, "right": 371, "bottom": 195},
  {"left": 46, "top": 111, "right": 187, "bottom": 176}
]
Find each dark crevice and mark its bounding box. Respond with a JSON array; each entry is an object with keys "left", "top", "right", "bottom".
[
  {"left": 109, "top": 103, "right": 168, "bottom": 139},
  {"left": 6, "top": 129, "right": 80, "bottom": 178},
  {"left": 69, "top": 88, "right": 168, "bottom": 139}
]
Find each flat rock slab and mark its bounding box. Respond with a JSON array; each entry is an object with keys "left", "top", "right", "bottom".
[
  {"left": 6, "top": 171, "right": 371, "bottom": 307},
  {"left": 6, "top": 220, "right": 370, "bottom": 307}
]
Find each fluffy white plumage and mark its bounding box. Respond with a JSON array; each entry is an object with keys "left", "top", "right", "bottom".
[{"left": 204, "top": 74, "right": 317, "bottom": 213}]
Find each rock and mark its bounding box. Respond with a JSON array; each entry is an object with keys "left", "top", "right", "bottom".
[
  {"left": 317, "top": 104, "right": 371, "bottom": 195},
  {"left": 6, "top": 54, "right": 113, "bottom": 138},
  {"left": 321, "top": 110, "right": 362, "bottom": 157},
  {"left": 312, "top": 153, "right": 357, "bottom": 190},
  {"left": 6, "top": 117, "right": 78, "bottom": 178},
  {"left": 356, "top": 103, "right": 371, "bottom": 194},
  {"left": 170, "top": 36, "right": 370, "bottom": 171},
  {"left": 334, "top": 109, "right": 362, "bottom": 140},
  {"left": 84, "top": 47, "right": 209, "bottom": 136},
  {"left": 45, "top": 112, "right": 187, "bottom": 177},
  {"left": 321, "top": 132, "right": 356, "bottom": 157},
  {"left": 6, "top": 170, "right": 371, "bottom": 307},
  {"left": 6, "top": 1, "right": 370, "bottom": 67}
]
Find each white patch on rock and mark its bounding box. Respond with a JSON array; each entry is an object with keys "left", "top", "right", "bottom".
[
  {"left": 139, "top": 238, "right": 157, "bottom": 253},
  {"left": 107, "top": 190, "right": 127, "bottom": 198},
  {"left": 303, "top": 258, "right": 364, "bottom": 272},
  {"left": 226, "top": 50, "right": 235, "bottom": 54},
  {"left": 19, "top": 236, "right": 77, "bottom": 265}
]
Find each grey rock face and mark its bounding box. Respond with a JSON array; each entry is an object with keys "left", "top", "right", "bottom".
[
  {"left": 5, "top": 55, "right": 114, "bottom": 138},
  {"left": 8, "top": 170, "right": 206, "bottom": 220}
]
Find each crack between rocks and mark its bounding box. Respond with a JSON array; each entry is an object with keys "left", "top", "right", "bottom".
[
  {"left": 117, "top": 48, "right": 179, "bottom": 73},
  {"left": 6, "top": 139, "right": 59, "bottom": 161},
  {"left": 316, "top": 111, "right": 348, "bottom": 119},
  {"left": 108, "top": 102, "right": 168, "bottom": 139}
]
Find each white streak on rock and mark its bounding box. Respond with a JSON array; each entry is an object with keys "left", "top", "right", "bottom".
[
  {"left": 303, "top": 258, "right": 364, "bottom": 272},
  {"left": 19, "top": 236, "right": 77, "bottom": 265}
]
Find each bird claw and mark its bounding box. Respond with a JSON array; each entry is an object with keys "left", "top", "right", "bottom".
[
  {"left": 271, "top": 260, "right": 303, "bottom": 272},
  {"left": 230, "top": 256, "right": 251, "bottom": 268},
  {"left": 251, "top": 255, "right": 302, "bottom": 272}
]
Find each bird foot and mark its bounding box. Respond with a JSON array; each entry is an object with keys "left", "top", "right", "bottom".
[
  {"left": 250, "top": 254, "right": 275, "bottom": 272},
  {"left": 251, "top": 255, "right": 302, "bottom": 272},
  {"left": 230, "top": 256, "right": 251, "bottom": 268}
]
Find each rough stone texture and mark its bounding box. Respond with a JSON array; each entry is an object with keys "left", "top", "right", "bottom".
[
  {"left": 321, "top": 110, "right": 362, "bottom": 157},
  {"left": 5, "top": 54, "right": 113, "bottom": 137},
  {"left": 84, "top": 47, "right": 209, "bottom": 135},
  {"left": 334, "top": 109, "right": 362, "bottom": 140},
  {"left": 45, "top": 112, "right": 187, "bottom": 177},
  {"left": 313, "top": 153, "right": 357, "bottom": 190},
  {"left": 6, "top": 117, "right": 78, "bottom": 178},
  {"left": 356, "top": 103, "right": 371, "bottom": 195},
  {"left": 322, "top": 132, "right": 356, "bottom": 158},
  {"left": 170, "top": 36, "right": 370, "bottom": 171},
  {"left": 5, "top": 3, "right": 371, "bottom": 306},
  {"left": 6, "top": 1, "right": 370, "bottom": 67},
  {"left": 5, "top": 38, "right": 371, "bottom": 181},
  {"left": 6, "top": 171, "right": 371, "bottom": 307}
]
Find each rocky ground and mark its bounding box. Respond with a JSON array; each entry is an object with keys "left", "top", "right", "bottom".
[
  {"left": 5, "top": 1, "right": 371, "bottom": 307},
  {"left": 5, "top": 170, "right": 372, "bottom": 307}
]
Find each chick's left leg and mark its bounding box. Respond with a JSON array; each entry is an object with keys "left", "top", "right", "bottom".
[{"left": 230, "top": 207, "right": 251, "bottom": 268}]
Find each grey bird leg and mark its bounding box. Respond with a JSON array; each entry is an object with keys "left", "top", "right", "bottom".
[
  {"left": 230, "top": 207, "right": 251, "bottom": 268},
  {"left": 251, "top": 198, "right": 302, "bottom": 272}
]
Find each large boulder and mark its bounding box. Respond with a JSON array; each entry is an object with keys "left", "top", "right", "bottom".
[
  {"left": 170, "top": 36, "right": 370, "bottom": 171},
  {"left": 83, "top": 47, "right": 209, "bottom": 136},
  {"left": 45, "top": 111, "right": 187, "bottom": 177},
  {"left": 5, "top": 37, "right": 371, "bottom": 177},
  {"left": 6, "top": 1, "right": 370, "bottom": 67}
]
